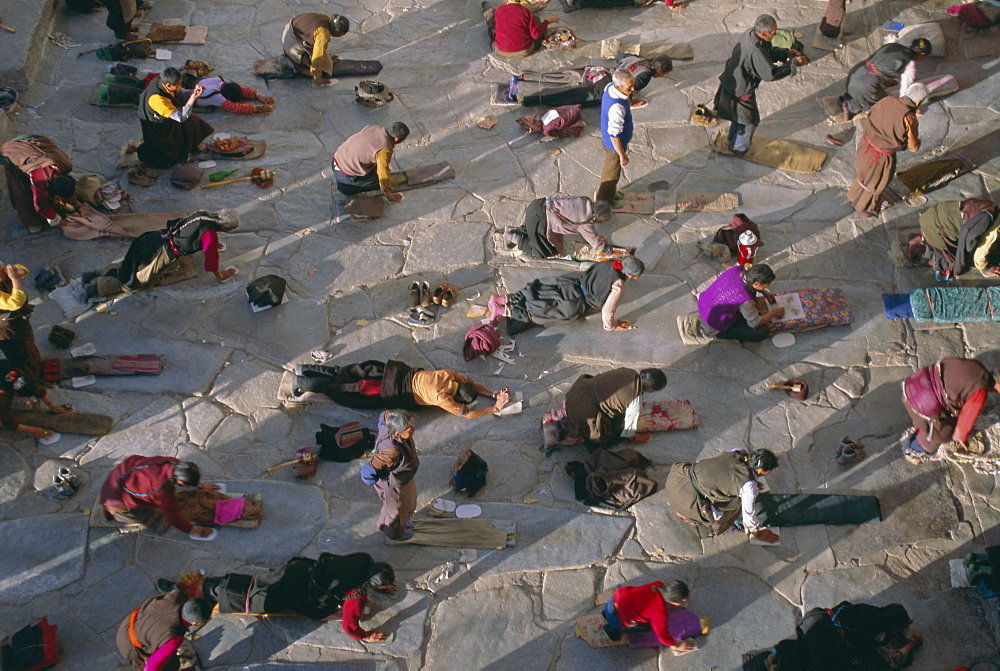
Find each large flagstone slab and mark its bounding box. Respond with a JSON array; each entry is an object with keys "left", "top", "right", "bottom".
[{"left": 0, "top": 514, "right": 88, "bottom": 605}]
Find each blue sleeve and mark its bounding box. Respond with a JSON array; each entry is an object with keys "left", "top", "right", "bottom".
[{"left": 360, "top": 462, "right": 381, "bottom": 486}]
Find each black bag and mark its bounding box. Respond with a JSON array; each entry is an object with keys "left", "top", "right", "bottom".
[
  {"left": 48, "top": 325, "right": 75, "bottom": 349},
  {"left": 316, "top": 422, "right": 374, "bottom": 462},
  {"left": 450, "top": 449, "right": 488, "bottom": 497},
  {"left": 246, "top": 275, "right": 286, "bottom": 308},
  {"left": 355, "top": 80, "right": 393, "bottom": 107}
]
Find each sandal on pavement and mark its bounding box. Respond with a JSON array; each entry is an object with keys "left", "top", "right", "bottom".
[{"left": 441, "top": 285, "right": 459, "bottom": 308}]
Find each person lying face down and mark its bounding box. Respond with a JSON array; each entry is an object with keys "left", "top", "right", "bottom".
[{"left": 290, "top": 360, "right": 510, "bottom": 418}]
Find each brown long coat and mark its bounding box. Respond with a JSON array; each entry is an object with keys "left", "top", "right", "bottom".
[
  {"left": 847, "top": 95, "right": 920, "bottom": 215},
  {"left": 566, "top": 368, "right": 641, "bottom": 447}
]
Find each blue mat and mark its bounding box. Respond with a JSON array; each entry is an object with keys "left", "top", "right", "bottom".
[{"left": 882, "top": 293, "right": 912, "bottom": 319}]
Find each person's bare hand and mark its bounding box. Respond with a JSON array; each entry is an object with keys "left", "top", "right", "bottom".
[
  {"left": 191, "top": 526, "right": 214, "bottom": 538},
  {"left": 494, "top": 389, "right": 510, "bottom": 411},
  {"left": 988, "top": 266, "right": 1000, "bottom": 277},
  {"left": 375, "top": 584, "right": 398, "bottom": 595},
  {"left": 5, "top": 264, "right": 20, "bottom": 283},
  {"left": 628, "top": 433, "right": 652, "bottom": 444},
  {"left": 771, "top": 307, "right": 786, "bottom": 319},
  {"left": 362, "top": 630, "right": 390, "bottom": 643},
  {"left": 257, "top": 95, "right": 276, "bottom": 105},
  {"left": 677, "top": 639, "right": 696, "bottom": 651},
  {"left": 315, "top": 77, "right": 333, "bottom": 86},
  {"left": 49, "top": 403, "right": 73, "bottom": 414},
  {"left": 25, "top": 426, "right": 54, "bottom": 440},
  {"left": 202, "top": 483, "right": 221, "bottom": 491},
  {"left": 909, "top": 633, "right": 923, "bottom": 645},
  {"left": 915, "top": 108, "right": 925, "bottom": 116},
  {"left": 619, "top": 154, "right": 629, "bottom": 167},
  {"left": 753, "top": 528, "right": 781, "bottom": 544},
  {"left": 384, "top": 192, "right": 404, "bottom": 202}
]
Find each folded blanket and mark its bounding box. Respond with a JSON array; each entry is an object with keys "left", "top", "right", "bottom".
[
  {"left": 767, "top": 288, "right": 853, "bottom": 333},
  {"left": 654, "top": 190, "right": 740, "bottom": 213},
  {"left": 464, "top": 323, "right": 501, "bottom": 361},
  {"left": 909, "top": 286, "right": 1000, "bottom": 322},
  {"left": 711, "top": 130, "right": 828, "bottom": 174}
]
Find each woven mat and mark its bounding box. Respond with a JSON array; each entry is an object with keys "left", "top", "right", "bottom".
[
  {"left": 385, "top": 518, "right": 514, "bottom": 549},
  {"left": 712, "top": 130, "right": 828, "bottom": 174},
  {"left": 136, "top": 23, "right": 209, "bottom": 44},
  {"left": 654, "top": 190, "right": 740, "bottom": 213},
  {"left": 12, "top": 411, "right": 113, "bottom": 436},
  {"left": 575, "top": 613, "right": 627, "bottom": 648}
]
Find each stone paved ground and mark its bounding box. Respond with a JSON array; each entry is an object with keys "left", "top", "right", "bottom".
[{"left": 1, "top": 0, "right": 1000, "bottom": 667}]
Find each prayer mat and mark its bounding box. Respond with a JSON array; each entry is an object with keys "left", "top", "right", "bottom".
[
  {"left": 881, "top": 151, "right": 978, "bottom": 208},
  {"left": 89, "top": 492, "right": 262, "bottom": 529},
  {"left": 210, "top": 139, "right": 265, "bottom": 161},
  {"left": 135, "top": 23, "right": 209, "bottom": 44},
  {"left": 50, "top": 280, "right": 91, "bottom": 319},
  {"left": 542, "top": 398, "right": 699, "bottom": 449},
  {"left": 611, "top": 192, "right": 654, "bottom": 215},
  {"left": 653, "top": 190, "right": 740, "bottom": 214},
  {"left": 882, "top": 293, "right": 913, "bottom": 319},
  {"left": 755, "top": 493, "right": 881, "bottom": 527},
  {"left": 676, "top": 312, "right": 713, "bottom": 345},
  {"left": 390, "top": 162, "right": 455, "bottom": 191},
  {"left": 627, "top": 606, "right": 706, "bottom": 647},
  {"left": 491, "top": 84, "right": 520, "bottom": 106},
  {"left": 817, "top": 95, "right": 859, "bottom": 126},
  {"left": 767, "top": 288, "right": 854, "bottom": 334},
  {"left": 13, "top": 411, "right": 113, "bottom": 436},
  {"left": 711, "top": 130, "right": 828, "bottom": 174},
  {"left": 49, "top": 355, "right": 166, "bottom": 383},
  {"left": 575, "top": 613, "right": 627, "bottom": 648},
  {"left": 344, "top": 195, "right": 385, "bottom": 220},
  {"left": 384, "top": 518, "right": 513, "bottom": 549},
  {"left": 252, "top": 57, "right": 383, "bottom": 80},
  {"left": 811, "top": 24, "right": 843, "bottom": 51},
  {"left": 909, "top": 286, "right": 1000, "bottom": 322},
  {"left": 176, "top": 491, "right": 262, "bottom": 528},
  {"left": 642, "top": 43, "right": 695, "bottom": 61}
]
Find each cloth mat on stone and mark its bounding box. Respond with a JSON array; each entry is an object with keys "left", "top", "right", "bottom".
[
  {"left": 627, "top": 605, "right": 704, "bottom": 647},
  {"left": 90, "top": 83, "right": 137, "bottom": 107},
  {"left": 755, "top": 493, "right": 881, "bottom": 527},
  {"left": 12, "top": 411, "right": 113, "bottom": 435},
  {"left": 389, "top": 162, "right": 455, "bottom": 191},
  {"left": 881, "top": 151, "right": 977, "bottom": 208},
  {"left": 136, "top": 23, "right": 209, "bottom": 44},
  {"left": 767, "top": 288, "right": 854, "bottom": 334},
  {"left": 89, "top": 492, "right": 263, "bottom": 528},
  {"left": 711, "top": 129, "right": 828, "bottom": 173},
  {"left": 811, "top": 24, "right": 843, "bottom": 51},
  {"left": 642, "top": 43, "right": 694, "bottom": 61},
  {"left": 883, "top": 293, "right": 913, "bottom": 319},
  {"left": 676, "top": 312, "right": 714, "bottom": 345},
  {"left": 575, "top": 613, "right": 627, "bottom": 648},
  {"left": 492, "top": 84, "right": 520, "bottom": 106},
  {"left": 50, "top": 279, "right": 91, "bottom": 319},
  {"left": 384, "top": 518, "right": 513, "bottom": 548},
  {"left": 344, "top": 195, "right": 385, "bottom": 220},
  {"left": 542, "top": 399, "right": 699, "bottom": 448},
  {"left": 252, "top": 57, "right": 383, "bottom": 80},
  {"left": 49, "top": 355, "right": 166, "bottom": 383},
  {"left": 210, "top": 139, "right": 265, "bottom": 161},
  {"left": 59, "top": 205, "right": 182, "bottom": 240},
  {"left": 817, "top": 95, "right": 859, "bottom": 125},
  {"left": 653, "top": 190, "right": 740, "bottom": 214},
  {"left": 611, "top": 192, "right": 654, "bottom": 214},
  {"left": 909, "top": 286, "right": 1000, "bottom": 322}
]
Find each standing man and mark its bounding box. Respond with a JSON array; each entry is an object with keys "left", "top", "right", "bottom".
[
  {"left": 361, "top": 410, "right": 420, "bottom": 540},
  {"left": 99, "top": 455, "right": 216, "bottom": 537},
  {"left": 595, "top": 70, "right": 635, "bottom": 205},
  {"left": 332, "top": 123, "right": 409, "bottom": 202},
  {"left": 99, "top": 0, "right": 137, "bottom": 40},
  {"left": 847, "top": 83, "right": 925, "bottom": 218},
  {"left": 713, "top": 15, "right": 806, "bottom": 154},
  {"left": 841, "top": 39, "right": 931, "bottom": 120},
  {"left": 1, "top": 135, "right": 76, "bottom": 233},
  {"left": 818, "top": 0, "right": 846, "bottom": 49},
  {"left": 116, "top": 590, "right": 213, "bottom": 671},
  {"left": 282, "top": 13, "right": 350, "bottom": 86},
  {"left": 902, "top": 357, "right": 1000, "bottom": 456},
  {"left": 137, "top": 67, "right": 214, "bottom": 169}
]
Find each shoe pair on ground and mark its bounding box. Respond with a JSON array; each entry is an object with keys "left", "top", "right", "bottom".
[
  {"left": 837, "top": 435, "right": 866, "bottom": 465},
  {"left": 408, "top": 280, "right": 458, "bottom": 309}
]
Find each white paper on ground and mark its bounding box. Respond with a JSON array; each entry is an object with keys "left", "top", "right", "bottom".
[
  {"left": 770, "top": 293, "right": 805, "bottom": 322},
  {"left": 155, "top": 48, "right": 172, "bottom": 60},
  {"left": 70, "top": 343, "right": 97, "bottom": 357},
  {"left": 455, "top": 504, "right": 482, "bottom": 519},
  {"left": 72, "top": 375, "right": 96, "bottom": 388},
  {"left": 38, "top": 432, "right": 61, "bottom": 445},
  {"left": 949, "top": 558, "right": 971, "bottom": 588}
]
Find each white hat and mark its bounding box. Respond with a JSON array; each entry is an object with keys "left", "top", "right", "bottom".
[{"left": 904, "top": 83, "right": 929, "bottom": 104}]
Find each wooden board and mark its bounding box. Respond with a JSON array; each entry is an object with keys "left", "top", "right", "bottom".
[{"left": 13, "top": 411, "right": 113, "bottom": 436}]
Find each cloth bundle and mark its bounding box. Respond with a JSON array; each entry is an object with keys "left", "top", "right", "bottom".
[
  {"left": 315, "top": 422, "right": 374, "bottom": 462},
  {"left": 564, "top": 447, "right": 657, "bottom": 509},
  {"left": 517, "top": 105, "right": 584, "bottom": 138},
  {"left": 450, "top": 448, "right": 489, "bottom": 497},
  {"left": 246, "top": 275, "right": 286, "bottom": 309},
  {"left": 40, "top": 354, "right": 166, "bottom": 381},
  {"left": 463, "top": 323, "right": 501, "bottom": 361}
]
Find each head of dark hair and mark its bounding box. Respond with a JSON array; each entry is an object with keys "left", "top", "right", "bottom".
[
  {"left": 754, "top": 14, "right": 778, "bottom": 34},
  {"left": 639, "top": 368, "right": 667, "bottom": 393},
  {"left": 330, "top": 14, "right": 350, "bottom": 35},
  {"left": 220, "top": 82, "right": 243, "bottom": 102},
  {"left": 749, "top": 448, "right": 779, "bottom": 472},
  {"left": 910, "top": 38, "right": 932, "bottom": 57},
  {"left": 456, "top": 381, "right": 480, "bottom": 405},
  {"left": 650, "top": 55, "right": 673, "bottom": 76},
  {"left": 181, "top": 597, "right": 213, "bottom": 624},
  {"left": 743, "top": 263, "right": 776, "bottom": 286},
  {"left": 621, "top": 256, "right": 645, "bottom": 278},
  {"left": 388, "top": 122, "right": 410, "bottom": 142},
  {"left": 367, "top": 562, "right": 395, "bottom": 587},
  {"left": 660, "top": 580, "right": 689, "bottom": 604},
  {"left": 161, "top": 67, "right": 182, "bottom": 85},
  {"left": 49, "top": 174, "right": 77, "bottom": 199},
  {"left": 172, "top": 461, "right": 201, "bottom": 487},
  {"left": 180, "top": 72, "right": 198, "bottom": 89},
  {"left": 880, "top": 604, "right": 911, "bottom": 633}
]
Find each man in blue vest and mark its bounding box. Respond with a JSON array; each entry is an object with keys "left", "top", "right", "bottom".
[{"left": 595, "top": 70, "right": 635, "bottom": 205}]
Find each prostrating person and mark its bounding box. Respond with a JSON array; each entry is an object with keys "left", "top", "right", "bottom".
[
  {"left": 282, "top": 13, "right": 350, "bottom": 86},
  {"left": 82, "top": 210, "right": 239, "bottom": 300},
  {"left": 601, "top": 580, "right": 703, "bottom": 651},
  {"left": 696, "top": 263, "right": 784, "bottom": 342},
  {"left": 180, "top": 73, "right": 276, "bottom": 115},
  {"left": 489, "top": 257, "right": 645, "bottom": 334},
  {"left": 565, "top": 367, "right": 667, "bottom": 448},
  {"left": 841, "top": 39, "right": 931, "bottom": 120},
  {"left": 507, "top": 194, "right": 614, "bottom": 260},
  {"left": 713, "top": 14, "right": 806, "bottom": 153},
  {"left": 137, "top": 67, "right": 214, "bottom": 169},
  {"left": 0, "top": 135, "right": 76, "bottom": 232},
  {"left": 0, "top": 363, "right": 71, "bottom": 441},
  {"left": 116, "top": 590, "right": 213, "bottom": 671},
  {"left": 332, "top": 123, "right": 409, "bottom": 202},
  {"left": 847, "top": 84, "right": 925, "bottom": 218}
]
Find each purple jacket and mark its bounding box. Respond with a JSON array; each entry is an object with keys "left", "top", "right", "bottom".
[{"left": 697, "top": 266, "right": 754, "bottom": 332}]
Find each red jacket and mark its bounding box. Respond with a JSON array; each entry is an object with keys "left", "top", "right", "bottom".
[
  {"left": 99, "top": 455, "right": 193, "bottom": 534},
  {"left": 493, "top": 2, "right": 549, "bottom": 53},
  {"left": 613, "top": 581, "right": 675, "bottom": 646}
]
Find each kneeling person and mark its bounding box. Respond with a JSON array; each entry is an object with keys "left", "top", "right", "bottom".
[
  {"left": 566, "top": 367, "right": 666, "bottom": 448},
  {"left": 116, "top": 591, "right": 213, "bottom": 671},
  {"left": 506, "top": 194, "right": 615, "bottom": 261},
  {"left": 332, "top": 123, "right": 409, "bottom": 202},
  {"left": 697, "top": 263, "right": 784, "bottom": 342}
]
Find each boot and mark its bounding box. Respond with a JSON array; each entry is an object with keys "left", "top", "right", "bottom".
[{"left": 708, "top": 507, "right": 741, "bottom": 536}]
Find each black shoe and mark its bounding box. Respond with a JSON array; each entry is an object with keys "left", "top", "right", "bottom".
[
  {"left": 81, "top": 271, "right": 99, "bottom": 284},
  {"left": 603, "top": 624, "right": 623, "bottom": 642},
  {"left": 156, "top": 578, "right": 178, "bottom": 594},
  {"left": 84, "top": 281, "right": 99, "bottom": 302},
  {"left": 291, "top": 375, "right": 308, "bottom": 397}
]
